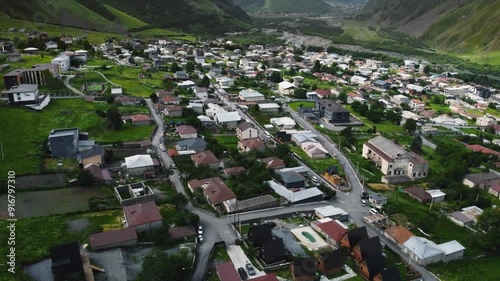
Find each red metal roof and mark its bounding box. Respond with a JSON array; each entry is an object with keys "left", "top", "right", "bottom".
[
  {"left": 89, "top": 227, "right": 137, "bottom": 249},
  {"left": 318, "top": 220, "right": 347, "bottom": 242},
  {"left": 176, "top": 125, "right": 197, "bottom": 135},
  {"left": 130, "top": 114, "right": 151, "bottom": 122},
  {"left": 123, "top": 201, "right": 162, "bottom": 227},
  {"left": 216, "top": 261, "right": 240, "bottom": 281},
  {"left": 191, "top": 150, "right": 219, "bottom": 165}
]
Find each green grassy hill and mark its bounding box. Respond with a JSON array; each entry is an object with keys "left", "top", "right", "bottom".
[
  {"left": 358, "top": 0, "right": 500, "bottom": 53},
  {"left": 235, "top": 0, "right": 332, "bottom": 13},
  {"left": 0, "top": 0, "right": 250, "bottom": 35}
]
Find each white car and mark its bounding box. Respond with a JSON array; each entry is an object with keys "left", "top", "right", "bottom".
[
  {"left": 311, "top": 176, "right": 319, "bottom": 183},
  {"left": 159, "top": 143, "right": 166, "bottom": 152},
  {"left": 198, "top": 225, "right": 203, "bottom": 235}
]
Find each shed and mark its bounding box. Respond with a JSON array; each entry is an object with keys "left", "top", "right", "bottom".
[{"left": 89, "top": 228, "right": 138, "bottom": 250}]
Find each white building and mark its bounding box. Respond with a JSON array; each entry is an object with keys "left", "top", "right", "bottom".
[
  {"left": 239, "top": 89, "right": 265, "bottom": 101},
  {"left": 350, "top": 75, "right": 368, "bottom": 85},
  {"left": 215, "top": 111, "right": 241, "bottom": 129},
  {"left": 258, "top": 103, "right": 281, "bottom": 113},
  {"left": 403, "top": 237, "right": 444, "bottom": 265},
  {"left": 217, "top": 77, "right": 234, "bottom": 88},
  {"left": 278, "top": 81, "right": 296, "bottom": 95},
  {"left": 51, "top": 53, "right": 71, "bottom": 72},
  {"left": 270, "top": 117, "right": 296, "bottom": 130},
  {"left": 123, "top": 155, "right": 154, "bottom": 176},
  {"left": 476, "top": 116, "right": 495, "bottom": 127}
]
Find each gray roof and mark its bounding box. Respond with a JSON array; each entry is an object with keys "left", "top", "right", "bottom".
[
  {"left": 437, "top": 241, "right": 465, "bottom": 255},
  {"left": 369, "top": 193, "right": 387, "bottom": 201},
  {"left": 317, "top": 99, "right": 349, "bottom": 113},
  {"left": 464, "top": 172, "right": 500, "bottom": 184},
  {"left": 6, "top": 84, "right": 38, "bottom": 94},
  {"left": 79, "top": 145, "right": 104, "bottom": 159},
  {"left": 49, "top": 128, "right": 79, "bottom": 139},
  {"left": 450, "top": 211, "right": 473, "bottom": 223},
  {"left": 367, "top": 136, "right": 408, "bottom": 160},
  {"left": 234, "top": 195, "right": 276, "bottom": 211},
  {"left": 279, "top": 171, "right": 306, "bottom": 184},
  {"left": 176, "top": 138, "right": 207, "bottom": 149},
  {"left": 403, "top": 237, "right": 444, "bottom": 259}
]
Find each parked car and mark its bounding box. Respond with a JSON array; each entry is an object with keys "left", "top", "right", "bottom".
[
  {"left": 237, "top": 267, "right": 248, "bottom": 280},
  {"left": 311, "top": 176, "right": 319, "bottom": 183},
  {"left": 245, "top": 263, "right": 255, "bottom": 275},
  {"left": 370, "top": 208, "right": 378, "bottom": 215},
  {"left": 197, "top": 235, "right": 203, "bottom": 244},
  {"left": 361, "top": 199, "right": 367, "bottom": 206},
  {"left": 198, "top": 225, "right": 203, "bottom": 235},
  {"left": 361, "top": 192, "right": 369, "bottom": 199},
  {"left": 159, "top": 143, "right": 166, "bottom": 152},
  {"left": 170, "top": 164, "right": 177, "bottom": 169}
]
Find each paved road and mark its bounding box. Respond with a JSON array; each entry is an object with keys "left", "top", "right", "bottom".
[
  {"left": 63, "top": 75, "right": 86, "bottom": 97},
  {"left": 420, "top": 135, "right": 437, "bottom": 149}
]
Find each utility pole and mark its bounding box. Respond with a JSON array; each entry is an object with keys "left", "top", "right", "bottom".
[{"left": 459, "top": 193, "right": 462, "bottom": 209}]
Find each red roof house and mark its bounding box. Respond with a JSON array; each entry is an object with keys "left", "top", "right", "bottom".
[
  {"left": 216, "top": 261, "right": 240, "bottom": 281},
  {"left": 191, "top": 150, "right": 219, "bottom": 169},
  {"left": 123, "top": 201, "right": 163, "bottom": 232},
  {"left": 89, "top": 227, "right": 138, "bottom": 250}
]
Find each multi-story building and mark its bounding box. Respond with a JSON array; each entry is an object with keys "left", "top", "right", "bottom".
[
  {"left": 316, "top": 99, "right": 350, "bottom": 123},
  {"left": 3, "top": 63, "right": 61, "bottom": 90}
]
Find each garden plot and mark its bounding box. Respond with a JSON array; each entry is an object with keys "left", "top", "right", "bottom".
[{"left": 290, "top": 226, "right": 329, "bottom": 251}]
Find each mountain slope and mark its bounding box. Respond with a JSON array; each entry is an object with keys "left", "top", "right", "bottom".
[
  {"left": 358, "top": 0, "right": 500, "bottom": 52},
  {"left": 0, "top": 0, "right": 250, "bottom": 35},
  {"left": 234, "top": 0, "right": 332, "bottom": 13}
]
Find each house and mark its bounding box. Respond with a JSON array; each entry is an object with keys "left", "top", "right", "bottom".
[
  {"left": 248, "top": 223, "right": 274, "bottom": 247},
  {"left": 238, "top": 138, "right": 266, "bottom": 152},
  {"left": 168, "top": 225, "right": 196, "bottom": 240},
  {"left": 83, "top": 163, "right": 112, "bottom": 185},
  {"left": 316, "top": 99, "right": 350, "bottom": 123},
  {"left": 123, "top": 154, "right": 154, "bottom": 176},
  {"left": 239, "top": 88, "right": 265, "bottom": 101},
  {"left": 271, "top": 117, "right": 296, "bottom": 130},
  {"left": 373, "top": 267, "right": 402, "bottom": 281},
  {"left": 353, "top": 236, "right": 382, "bottom": 262},
  {"left": 462, "top": 172, "right": 500, "bottom": 189},
  {"left": 368, "top": 193, "right": 388, "bottom": 206},
  {"left": 291, "top": 257, "right": 316, "bottom": 281},
  {"left": 161, "top": 95, "right": 180, "bottom": 105},
  {"left": 47, "top": 128, "right": 91, "bottom": 158},
  {"left": 187, "top": 177, "right": 236, "bottom": 212},
  {"left": 5, "top": 84, "right": 50, "bottom": 110},
  {"left": 323, "top": 166, "right": 341, "bottom": 186},
  {"left": 267, "top": 181, "right": 324, "bottom": 204},
  {"left": 191, "top": 151, "right": 219, "bottom": 169},
  {"left": 278, "top": 81, "right": 297, "bottom": 95},
  {"left": 176, "top": 125, "right": 198, "bottom": 139},
  {"left": 216, "top": 111, "right": 242, "bottom": 129},
  {"left": 404, "top": 186, "right": 431, "bottom": 203},
  {"left": 237, "top": 122, "right": 259, "bottom": 140},
  {"left": 426, "top": 189, "right": 446, "bottom": 203},
  {"left": 261, "top": 238, "right": 287, "bottom": 265},
  {"left": 403, "top": 236, "right": 444, "bottom": 265},
  {"left": 194, "top": 87, "right": 208, "bottom": 99},
  {"left": 362, "top": 136, "right": 429, "bottom": 182},
  {"left": 392, "top": 94, "right": 410, "bottom": 105},
  {"left": 50, "top": 242, "right": 84, "bottom": 281},
  {"left": 314, "top": 219, "right": 348, "bottom": 246},
  {"left": 438, "top": 240, "right": 466, "bottom": 263},
  {"left": 110, "top": 88, "right": 123, "bottom": 96},
  {"left": 123, "top": 201, "right": 163, "bottom": 232},
  {"left": 372, "top": 80, "right": 391, "bottom": 90},
  {"left": 89, "top": 227, "right": 138, "bottom": 251},
  {"left": 278, "top": 171, "right": 306, "bottom": 189},
  {"left": 223, "top": 166, "right": 247, "bottom": 177},
  {"left": 45, "top": 41, "right": 58, "bottom": 50},
  {"left": 176, "top": 138, "right": 207, "bottom": 152},
  {"left": 358, "top": 255, "right": 385, "bottom": 281},
  {"left": 4, "top": 63, "right": 61, "bottom": 90},
  {"left": 301, "top": 142, "right": 329, "bottom": 159},
  {"left": 174, "top": 71, "right": 189, "bottom": 80},
  {"left": 258, "top": 103, "right": 281, "bottom": 112},
  {"left": 449, "top": 211, "right": 475, "bottom": 227},
  {"left": 410, "top": 99, "right": 425, "bottom": 112},
  {"left": 465, "top": 144, "right": 500, "bottom": 157},
  {"left": 217, "top": 77, "right": 234, "bottom": 88},
  {"left": 188, "top": 102, "right": 204, "bottom": 114},
  {"left": 164, "top": 105, "right": 183, "bottom": 117},
  {"left": 227, "top": 195, "right": 278, "bottom": 213},
  {"left": 78, "top": 145, "right": 104, "bottom": 166},
  {"left": 51, "top": 53, "right": 71, "bottom": 72},
  {"left": 315, "top": 206, "right": 349, "bottom": 221},
  {"left": 384, "top": 226, "right": 414, "bottom": 246},
  {"left": 317, "top": 250, "right": 343, "bottom": 275},
  {"left": 124, "top": 114, "right": 152, "bottom": 126},
  {"left": 340, "top": 226, "right": 369, "bottom": 250},
  {"left": 261, "top": 156, "right": 286, "bottom": 170},
  {"left": 216, "top": 261, "right": 240, "bottom": 281},
  {"left": 488, "top": 185, "right": 500, "bottom": 198}
]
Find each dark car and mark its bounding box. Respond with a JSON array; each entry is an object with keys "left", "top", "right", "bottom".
[{"left": 237, "top": 267, "right": 248, "bottom": 280}]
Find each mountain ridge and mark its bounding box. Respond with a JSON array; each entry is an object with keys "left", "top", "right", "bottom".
[{"left": 234, "top": 0, "right": 333, "bottom": 14}]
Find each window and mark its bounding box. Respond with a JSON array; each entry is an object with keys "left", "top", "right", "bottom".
[
  {"left": 413, "top": 173, "right": 416, "bottom": 177},
  {"left": 389, "top": 165, "right": 392, "bottom": 168},
  {"left": 388, "top": 171, "right": 392, "bottom": 175}
]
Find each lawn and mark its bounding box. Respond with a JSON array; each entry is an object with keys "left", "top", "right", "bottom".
[
  {"left": 213, "top": 135, "right": 239, "bottom": 150},
  {"left": 458, "top": 50, "right": 500, "bottom": 66},
  {"left": 430, "top": 255, "right": 500, "bottom": 281},
  {"left": 99, "top": 66, "right": 167, "bottom": 97},
  {"left": 103, "top": 4, "right": 149, "bottom": 30},
  {"left": 0, "top": 99, "right": 154, "bottom": 177},
  {"left": 291, "top": 146, "right": 344, "bottom": 176},
  {"left": 343, "top": 105, "right": 404, "bottom": 133},
  {"left": 341, "top": 20, "right": 380, "bottom": 42},
  {"left": 288, "top": 101, "right": 315, "bottom": 112},
  {"left": 43, "top": 158, "right": 79, "bottom": 170},
  {"left": 69, "top": 71, "right": 109, "bottom": 92},
  {"left": 0, "top": 210, "right": 122, "bottom": 265},
  {"left": 212, "top": 246, "right": 231, "bottom": 262},
  {"left": 131, "top": 28, "right": 195, "bottom": 41}
]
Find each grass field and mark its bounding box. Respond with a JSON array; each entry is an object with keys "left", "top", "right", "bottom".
[
  {"left": 99, "top": 66, "right": 166, "bottom": 97},
  {"left": 103, "top": 4, "right": 149, "bottom": 30},
  {"left": 344, "top": 105, "right": 404, "bottom": 133},
  {"left": 131, "top": 28, "right": 195, "bottom": 41},
  {"left": 0, "top": 210, "right": 122, "bottom": 265},
  {"left": 288, "top": 101, "right": 315, "bottom": 111},
  {"left": 214, "top": 135, "right": 239, "bottom": 150},
  {"left": 291, "top": 146, "right": 343, "bottom": 176},
  {"left": 340, "top": 20, "right": 380, "bottom": 42},
  {"left": 0, "top": 99, "right": 154, "bottom": 177},
  {"left": 430, "top": 255, "right": 500, "bottom": 281}
]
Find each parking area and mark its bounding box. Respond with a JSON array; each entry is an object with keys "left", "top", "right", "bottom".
[{"left": 226, "top": 245, "right": 266, "bottom": 279}]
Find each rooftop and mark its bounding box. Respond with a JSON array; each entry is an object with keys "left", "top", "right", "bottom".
[
  {"left": 123, "top": 201, "right": 162, "bottom": 227},
  {"left": 89, "top": 228, "right": 137, "bottom": 249}
]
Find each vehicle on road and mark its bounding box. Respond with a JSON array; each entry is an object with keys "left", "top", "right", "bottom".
[
  {"left": 361, "top": 192, "right": 369, "bottom": 199},
  {"left": 237, "top": 267, "right": 248, "bottom": 280},
  {"left": 198, "top": 225, "right": 203, "bottom": 235},
  {"left": 370, "top": 208, "right": 378, "bottom": 215},
  {"left": 245, "top": 263, "right": 255, "bottom": 275},
  {"left": 311, "top": 176, "right": 319, "bottom": 183},
  {"left": 159, "top": 143, "right": 166, "bottom": 152},
  {"left": 170, "top": 164, "right": 177, "bottom": 169},
  {"left": 197, "top": 235, "right": 203, "bottom": 244},
  {"left": 361, "top": 199, "right": 367, "bottom": 206}
]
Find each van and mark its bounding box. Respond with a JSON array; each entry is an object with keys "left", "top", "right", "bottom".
[
  {"left": 370, "top": 208, "right": 378, "bottom": 215},
  {"left": 360, "top": 199, "right": 367, "bottom": 206}
]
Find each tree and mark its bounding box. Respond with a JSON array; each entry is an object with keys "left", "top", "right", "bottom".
[
  {"left": 338, "top": 92, "right": 347, "bottom": 104},
  {"left": 488, "top": 102, "right": 496, "bottom": 109},
  {"left": 269, "top": 71, "right": 283, "bottom": 83},
  {"left": 105, "top": 95, "right": 115, "bottom": 104},
  {"left": 170, "top": 62, "right": 180, "bottom": 72},
  {"left": 95, "top": 110, "right": 107, "bottom": 119},
  {"left": 150, "top": 93, "right": 159, "bottom": 103},
  {"left": 312, "top": 60, "right": 321, "bottom": 73},
  {"left": 293, "top": 88, "right": 307, "bottom": 99},
  {"left": 423, "top": 65, "right": 431, "bottom": 75},
  {"left": 169, "top": 193, "right": 188, "bottom": 209},
  {"left": 77, "top": 169, "right": 93, "bottom": 185},
  {"left": 198, "top": 75, "right": 210, "bottom": 88},
  {"left": 403, "top": 119, "right": 417, "bottom": 133},
  {"left": 106, "top": 106, "right": 123, "bottom": 130},
  {"left": 475, "top": 208, "right": 500, "bottom": 252},
  {"left": 410, "top": 135, "right": 423, "bottom": 153},
  {"left": 137, "top": 250, "right": 191, "bottom": 281}
]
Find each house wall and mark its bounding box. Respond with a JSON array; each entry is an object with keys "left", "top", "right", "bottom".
[
  {"left": 238, "top": 128, "right": 258, "bottom": 140},
  {"left": 165, "top": 110, "right": 182, "bottom": 117},
  {"left": 134, "top": 220, "right": 163, "bottom": 233},
  {"left": 293, "top": 194, "right": 323, "bottom": 205},
  {"left": 283, "top": 181, "right": 305, "bottom": 189},
  {"left": 82, "top": 155, "right": 102, "bottom": 166},
  {"left": 260, "top": 107, "right": 280, "bottom": 113},
  {"left": 91, "top": 238, "right": 138, "bottom": 251},
  {"left": 488, "top": 188, "right": 500, "bottom": 198},
  {"left": 132, "top": 120, "right": 151, "bottom": 126},
  {"left": 352, "top": 246, "right": 363, "bottom": 262},
  {"left": 180, "top": 133, "right": 198, "bottom": 139},
  {"left": 358, "top": 261, "right": 371, "bottom": 280},
  {"left": 307, "top": 150, "right": 328, "bottom": 159},
  {"left": 51, "top": 57, "right": 70, "bottom": 72},
  {"left": 127, "top": 166, "right": 153, "bottom": 176},
  {"left": 196, "top": 162, "right": 219, "bottom": 170},
  {"left": 9, "top": 90, "right": 38, "bottom": 103},
  {"left": 408, "top": 162, "right": 429, "bottom": 179},
  {"left": 442, "top": 250, "right": 464, "bottom": 263},
  {"left": 220, "top": 120, "right": 239, "bottom": 129}
]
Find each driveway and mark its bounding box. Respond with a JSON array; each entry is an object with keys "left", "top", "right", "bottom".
[{"left": 226, "top": 245, "right": 266, "bottom": 279}]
